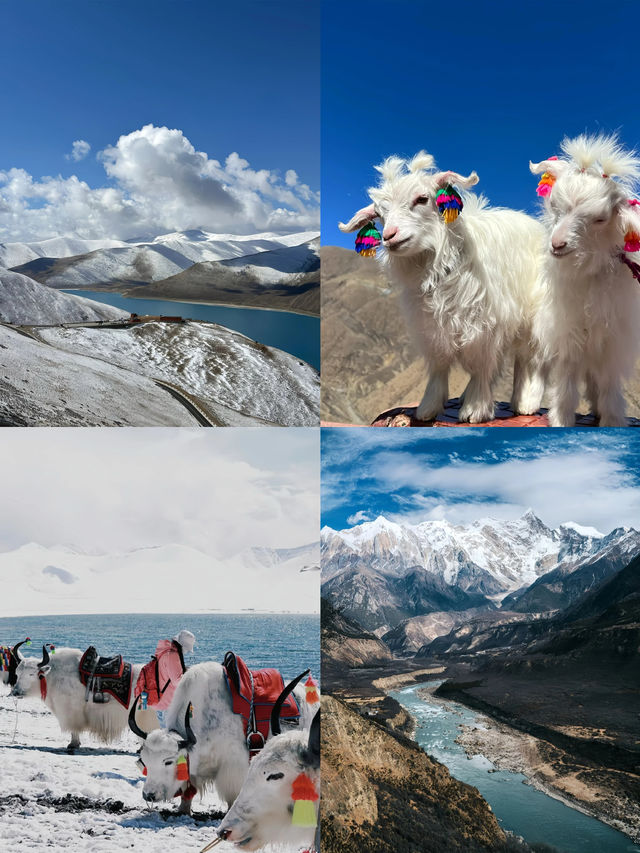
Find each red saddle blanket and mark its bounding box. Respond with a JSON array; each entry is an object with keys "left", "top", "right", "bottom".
[
  {"left": 223, "top": 652, "right": 300, "bottom": 748},
  {"left": 78, "top": 646, "right": 132, "bottom": 708}
]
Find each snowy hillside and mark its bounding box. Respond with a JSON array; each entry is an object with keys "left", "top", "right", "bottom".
[
  {"left": 0, "top": 269, "right": 127, "bottom": 324},
  {"left": 0, "top": 326, "right": 196, "bottom": 427},
  {"left": 0, "top": 690, "right": 235, "bottom": 853},
  {"left": 0, "top": 540, "right": 320, "bottom": 616},
  {"left": 0, "top": 236, "right": 129, "bottom": 269},
  {"left": 12, "top": 230, "right": 320, "bottom": 288},
  {"left": 38, "top": 321, "right": 319, "bottom": 426}
]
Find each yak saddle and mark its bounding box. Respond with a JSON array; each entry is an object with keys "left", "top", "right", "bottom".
[
  {"left": 223, "top": 651, "right": 301, "bottom": 759},
  {"left": 79, "top": 646, "right": 133, "bottom": 708}
]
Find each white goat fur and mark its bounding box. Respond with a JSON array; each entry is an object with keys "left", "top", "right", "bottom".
[
  {"left": 217, "top": 725, "right": 320, "bottom": 851},
  {"left": 138, "top": 662, "right": 317, "bottom": 814},
  {"left": 11, "top": 647, "right": 158, "bottom": 749},
  {"left": 339, "top": 151, "right": 546, "bottom": 422},
  {"left": 530, "top": 134, "right": 640, "bottom": 426}
]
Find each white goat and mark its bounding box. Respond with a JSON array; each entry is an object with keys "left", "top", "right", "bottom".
[
  {"left": 339, "top": 152, "right": 546, "bottom": 422},
  {"left": 530, "top": 133, "right": 640, "bottom": 426},
  {"left": 215, "top": 699, "right": 320, "bottom": 851}
]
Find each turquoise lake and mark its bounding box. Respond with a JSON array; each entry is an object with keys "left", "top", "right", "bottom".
[
  {"left": 391, "top": 682, "right": 638, "bottom": 853},
  {"left": 62, "top": 290, "right": 320, "bottom": 371}
]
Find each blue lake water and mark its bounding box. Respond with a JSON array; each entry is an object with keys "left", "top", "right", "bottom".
[
  {"left": 62, "top": 290, "right": 320, "bottom": 371},
  {"left": 392, "top": 683, "right": 638, "bottom": 852},
  {"left": 0, "top": 613, "right": 320, "bottom": 683}
]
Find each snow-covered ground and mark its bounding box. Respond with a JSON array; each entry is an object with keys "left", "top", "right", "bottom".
[
  {"left": 38, "top": 321, "right": 319, "bottom": 426},
  {"left": 0, "top": 326, "right": 196, "bottom": 427},
  {"left": 0, "top": 688, "right": 236, "bottom": 852}
]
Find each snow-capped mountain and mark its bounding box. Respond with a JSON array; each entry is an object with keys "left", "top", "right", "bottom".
[
  {"left": 322, "top": 511, "right": 611, "bottom": 593},
  {"left": 321, "top": 512, "right": 640, "bottom": 631},
  {"left": 0, "top": 540, "right": 320, "bottom": 616},
  {"left": 0, "top": 237, "right": 129, "bottom": 270},
  {"left": 9, "top": 229, "right": 319, "bottom": 288}
]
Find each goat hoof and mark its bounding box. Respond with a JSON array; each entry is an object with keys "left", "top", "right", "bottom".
[{"left": 459, "top": 405, "right": 494, "bottom": 423}]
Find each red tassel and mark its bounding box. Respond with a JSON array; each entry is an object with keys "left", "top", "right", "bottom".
[{"left": 39, "top": 674, "right": 47, "bottom": 701}]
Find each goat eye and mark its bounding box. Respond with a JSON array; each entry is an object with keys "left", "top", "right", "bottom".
[
  {"left": 594, "top": 217, "right": 607, "bottom": 224},
  {"left": 164, "top": 759, "right": 174, "bottom": 766},
  {"left": 413, "top": 196, "right": 429, "bottom": 206},
  {"left": 266, "top": 772, "right": 284, "bottom": 781}
]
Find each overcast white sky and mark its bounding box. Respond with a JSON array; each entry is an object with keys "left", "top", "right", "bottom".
[{"left": 0, "top": 428, "right": 319, "bottom": 558}]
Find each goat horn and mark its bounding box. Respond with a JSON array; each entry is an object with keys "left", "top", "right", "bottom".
[
  {"left": 128, "top": 696, "right": 148, "bottom": 740},
  {"left": 270, "top": 669, "right": 310, "bottom": 737},
  {"left": 37, "top": 645, "right": 50, "bottom": 669}
]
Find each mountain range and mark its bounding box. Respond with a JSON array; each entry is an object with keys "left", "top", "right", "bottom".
[
  {"left": 0, "top": 540, "right": 320, "bottom": 616},
  {"left": 4, "top": 229, "right": 320, "bottom": 315},
  {"left": 322, "top": 512, "right": 640, "bottom": 635}
]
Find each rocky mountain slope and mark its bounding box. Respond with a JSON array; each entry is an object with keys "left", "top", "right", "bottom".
[
  {"left": 383, "top": 609, "right": 528, "bottom": 656},
  {"left": 322, "top": 598, "right": 393, "bottom": 670},
  {"left": 322, "top": 694, "right": 544, "bottom": 853}
]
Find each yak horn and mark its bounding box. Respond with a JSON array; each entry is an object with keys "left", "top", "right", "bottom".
[
  {"left": 308, "top": 709, "right": 320, "bottom": 764},
  {"left": 37, "top": 645, "right": 50, "bottom": 669},
  {"left": 270, "top": 668, "right": 310, "bottom": 737},
  {"left": 128, "top": 696, "right": 148, "bottom": 740},
  {"left": 174, "top": 701, "right": 197, "bottom": 749},
  {"left": 11, "top": 639, "right": 27, "bottom": 660},
  {"left": 183, "top": 702, "right": 197, "bottom": 748}
]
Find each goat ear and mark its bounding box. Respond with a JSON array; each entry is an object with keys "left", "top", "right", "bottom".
[
  {"left": 338, "top": 203, "right": 378, "bottom": 233},
  {"left": 433, "top": 170, "right": 479, "bottom": 190},
  {"left": 529, "top": 158, "right": 567, "bottom": 177},
  {"left": 39, "top": 664, "right": 51, "bottom": 676}
]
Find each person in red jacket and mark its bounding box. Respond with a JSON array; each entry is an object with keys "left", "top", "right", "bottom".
[{"left": 136, "top": 629, "right": 196, "bottom": 727}]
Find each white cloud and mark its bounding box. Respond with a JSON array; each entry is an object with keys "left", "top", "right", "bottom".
[
  {"left": 346, "top": 510, "right": 371, "bottom": 525},
  {"left": 365, "top": 448, "right": 640, "bottom": 533},
  {"left": 285, "top": 169, "right": 298, "bottom": 186},
  {"left": 66, "top": 139, "right": 91, "bottom": 162},
  {"left": 0, "top": 124, "right": 319, "bottom": 241}
]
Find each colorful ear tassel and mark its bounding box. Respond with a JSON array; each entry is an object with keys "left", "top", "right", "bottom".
[
  {"left": 536, "top": 156, "right": 558, "bottom": 197},
  {"left": 304, "top": 675, "right": 319, "bottom": 704},
  {"left": 355, "top": 223, "right": 381, "bottom": 257},
  {"left": 435, "top": 185, "right": 463, "bottom": 223},
  {"left": 0, "top": 648, "right": 10, "bottom": 671},
  {"left": 624, "top": 229, "right": 640, "bottom": 252},
  {"left": 176, "top": 755, "right": 189, "bottom": 781},
  {"left": 291, "top": 773, "right": 319, "bottom": 827}
]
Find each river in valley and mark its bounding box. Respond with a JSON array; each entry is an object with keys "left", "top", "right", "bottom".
[{"left": 391, "top": 682, "right": 638, "bottom": 852}]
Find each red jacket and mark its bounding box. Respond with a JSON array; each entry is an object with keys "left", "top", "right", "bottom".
[{"left": 134, "top": 639, "right": 186, "bottom": 710}]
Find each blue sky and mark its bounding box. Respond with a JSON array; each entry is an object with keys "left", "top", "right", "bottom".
[
  {"left": 0, "top": 0, "right": 319, "bottom": 240},
  {"left": 321, "top": 428, "right": 640, "bottom": 534},
  {"left": 323, "top": 0, "right": 640, "bottom": 249}
]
